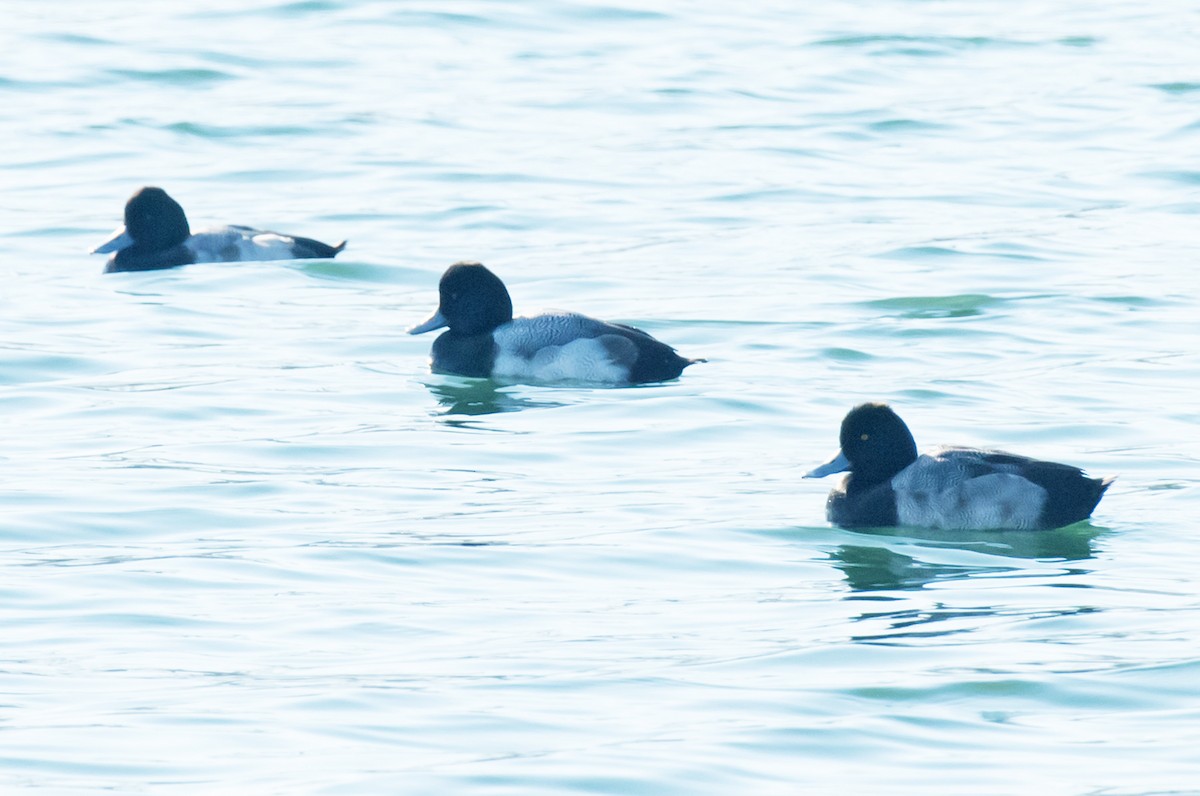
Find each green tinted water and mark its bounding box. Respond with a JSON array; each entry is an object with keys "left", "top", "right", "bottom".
[{"left": 1, "top": 1, "right": 1198, "bottom": 792}]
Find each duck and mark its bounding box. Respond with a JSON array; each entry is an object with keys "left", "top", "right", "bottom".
[
  {"left": 408, "top": 261, "right": 703, "bottom": 385},
  {"left": 805, "top": 402, "right": 1113, "bottom": 530},
  {"left": 91, "top": 186, "right": 346, "bottom": 273}
]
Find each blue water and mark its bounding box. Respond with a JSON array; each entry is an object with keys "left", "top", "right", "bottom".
[{"left": 3, "top": 1, "right": 1199, "bottom": 792}]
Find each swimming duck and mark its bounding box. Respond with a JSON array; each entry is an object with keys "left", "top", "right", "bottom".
[
  {"left": 92, "top": 186, "right": 346, "bottom": 273},
  {"left": 805, "top": 402, "right": 1113, "bottom": 530},
  {"left": 408, "top": 261, "right": 702, "bottom": 385}
]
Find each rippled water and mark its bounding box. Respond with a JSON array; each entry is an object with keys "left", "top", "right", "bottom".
[{"left": 2, "top": 1, "right": 1199, "bottom": 792}]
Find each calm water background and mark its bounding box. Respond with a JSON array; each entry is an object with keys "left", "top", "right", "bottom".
[{"left": 2, "top": 1, "right": 1199, "bottom": 792}]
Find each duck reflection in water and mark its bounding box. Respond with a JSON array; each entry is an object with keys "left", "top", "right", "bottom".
[
  {"left": 425, "top": 378, "right": 568, "bottom": 419},
  {"left": 828, "top": 525, "right": 1103, "bottom": 641},
  {"left": 831, "top": 525, "right": 1101, "bottom": 592}
]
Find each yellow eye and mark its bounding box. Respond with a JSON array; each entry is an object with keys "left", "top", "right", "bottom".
[{"left": 860, "top": 433, "right": 870, "bottom": 441}]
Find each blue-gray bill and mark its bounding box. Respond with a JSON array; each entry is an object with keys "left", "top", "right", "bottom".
[
  {"left": 91, "top": 226, "right": 134, "bottom": 254},
  {"left": 805, "top": 450, "right": 850, "bottom": 479},
  {"left": 408, "top": 310, "right": 449, "bottom": 335}
]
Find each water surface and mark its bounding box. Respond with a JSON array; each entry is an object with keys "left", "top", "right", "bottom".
[{"left": 2, "top": 1, "right": 1198, "bottom": 792}]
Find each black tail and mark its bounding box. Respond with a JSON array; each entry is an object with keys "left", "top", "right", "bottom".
[
  {"left": 1039, "top": 472, "right": 1114, "bottom": 529},
  {"left": 293, "top": 236, "right": 347, "bottom": 259}
]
